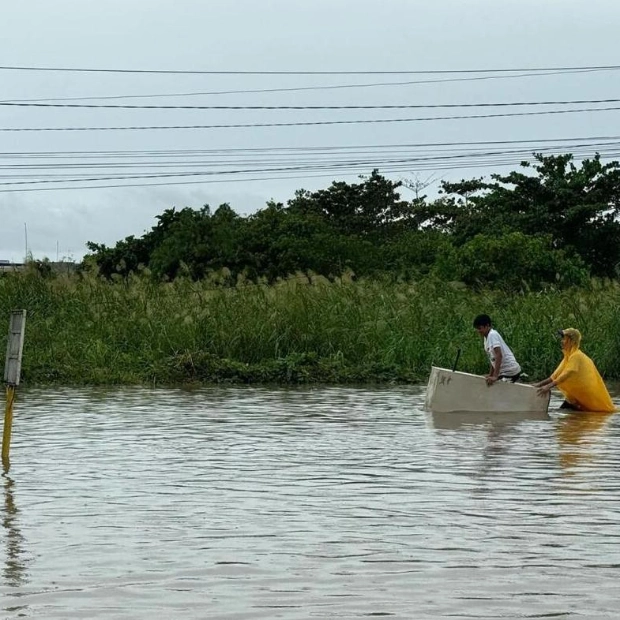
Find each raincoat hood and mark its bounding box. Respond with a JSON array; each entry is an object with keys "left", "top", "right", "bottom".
[{"left": 559, "top": 328, "right": 581, "bottom": 354}]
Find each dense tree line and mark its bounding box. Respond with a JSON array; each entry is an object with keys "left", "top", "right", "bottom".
[{"left": 84, "top": 154, "right": 620, "bottom": 290}]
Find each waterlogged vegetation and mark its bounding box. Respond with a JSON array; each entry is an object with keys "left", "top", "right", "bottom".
[
  {"left": 2, "top": 152, "right": 620, "bottom": 386},
  {"left": 2, "top": 268, "right": 620, "bottom": 386}
]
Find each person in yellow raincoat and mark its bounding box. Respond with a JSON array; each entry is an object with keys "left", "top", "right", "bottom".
[{"left": 534, "top": 328, "right": 615, "bottom": 413}]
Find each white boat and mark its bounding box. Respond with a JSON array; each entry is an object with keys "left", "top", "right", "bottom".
[{"left": 425, "top": 366, "right": 550, "bottom": 414}]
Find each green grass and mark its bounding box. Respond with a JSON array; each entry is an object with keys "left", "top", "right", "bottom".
[{"left": 1, "top": 267, "right": 619, "bottom": 386}]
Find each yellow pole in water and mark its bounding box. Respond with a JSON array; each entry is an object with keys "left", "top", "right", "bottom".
[
  {"left": 2, "top": 385, "right": 16, "bottom": 462},
  {"left": 3, "top": 310, "right": 26, "bottom": 465}
]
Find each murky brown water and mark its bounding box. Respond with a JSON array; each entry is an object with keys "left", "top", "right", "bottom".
[{"left": 1, "top": 386, "right": 619, "bottom": 619}]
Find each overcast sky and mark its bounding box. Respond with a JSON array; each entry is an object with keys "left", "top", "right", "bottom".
[{"left": 1, "top": 0, "right": 619, "bottom": 262}]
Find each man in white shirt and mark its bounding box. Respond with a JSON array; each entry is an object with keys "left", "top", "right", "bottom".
[{"left": 473, "top": 314, "right": 522, "bottom": 385}]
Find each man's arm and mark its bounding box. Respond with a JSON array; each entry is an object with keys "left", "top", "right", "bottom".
[{"left": 486, "top": 346, "right": 503, "bottom": 384}]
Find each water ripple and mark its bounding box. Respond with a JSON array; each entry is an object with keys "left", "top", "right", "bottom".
[{"left": 1, "top": 385, "right": 619, "bottom": 618}]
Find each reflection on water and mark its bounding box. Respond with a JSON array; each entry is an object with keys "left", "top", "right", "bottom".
[
  {"left": 557, "top": 410, "right": 615, "bottom": 473},
  {"left": 0, "top": 385, "right": 619, "bottom": 619},
  {"left": 2, "top": 466, "right": 28, "bottom": 588},
  {"left": 428, "top": 409, "right": 550, "bottom": 429}
]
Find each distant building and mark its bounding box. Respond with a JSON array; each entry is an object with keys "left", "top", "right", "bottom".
[
  {"left": 0, "top": 260, "right": 79, "bottom": 273},
  {"left": 0, "top": 261, "right": 25, "bottom": 272}
]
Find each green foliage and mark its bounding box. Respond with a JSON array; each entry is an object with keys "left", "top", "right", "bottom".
[
  {"left": 287, "top": 169, "right": 416, "bottom": 238},
  {"left": 10, "top": 153, "right": 620, "bottom": 387},
  {"left": 85, "top": 235, "right": 151, "bottom": 279},
  {"left": 380, "top": 230, "right": 453, "bottom": 279},
  {"left": 433, "top": 232, "right": 589, "bottom": 291},
  {"left": 2, "top": 269, "right": 620, "bottom": 386},
  {"left": 435, "top": 153, "right": 620, "bottom": 277},
  {"left": 238, "top": 202, "right": 349, "bottom": 280},
  {"left": 82, "top": 154, "right": 620, "bottom": 289}
]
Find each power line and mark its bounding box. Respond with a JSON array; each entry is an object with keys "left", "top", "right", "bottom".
[
  {"left": 0, "top": 68, "right": 608, "bottom": 103},
  {"left": 0, "top": 135, "right": 618, "bottom": 191},
  {"left": 2, "top": 64, "right": 620, "bottom": 75},
  {"left": 3, "top": 105, "right": 620, "bottom": 131},
  {"left": 3, "top": 135, "right": 620, "bottom": 158},
  {"left": 1, "top": 158, "right": 617, "bottom": 193},
  {"left": 3, "top": 156, "right": 619, "bottom": 194},
  {"left": 3, "top": 147, "right": 618, "bottom": 179},
  {"left": 2, "top": 140, "right": 619, "bottom": 170},
  {"left": 2, "top": 98, "right": 620, "bottom": 110},
  {"left": 0, "top": 171, "right": 374, "bottom": 193},
  {"left": 0, "top": 142, "right": 618, "bottom": 192}
]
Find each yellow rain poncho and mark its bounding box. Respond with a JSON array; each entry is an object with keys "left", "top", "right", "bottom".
[{"left": 552, "top": 328, "right": 615, "bottom": 413}]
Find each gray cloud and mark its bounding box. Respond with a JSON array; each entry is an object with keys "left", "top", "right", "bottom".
[{"left": 2, "top": 0, "right": 619, "bottom": 260}]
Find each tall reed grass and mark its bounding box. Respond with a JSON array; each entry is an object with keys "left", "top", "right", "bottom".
[{"left": 1, "top": 268, "right": 619, "bottom": 385}]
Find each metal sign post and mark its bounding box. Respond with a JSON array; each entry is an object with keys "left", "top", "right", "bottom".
[{"left": 3, "top": 310, "right": 27, "bottom": 462}]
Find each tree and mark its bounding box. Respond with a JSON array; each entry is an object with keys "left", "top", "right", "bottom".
[
  {"left": 429, "top": 154, "right": 620, "bottom": 277},
  {"left": 287, "top": 170, "right": 418, "bottom": 239},
  {"left": 239, "top": 202, "right": 356, "bottom": 280},
  {"left": 85, "top": 235, "right": 152, "bottom": 278},
  {"left": 433, "top": 232, "right": 589, "bottom": 290}
]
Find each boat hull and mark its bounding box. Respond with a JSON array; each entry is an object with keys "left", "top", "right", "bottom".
[{"left": 425, "top": 366, "right": 550, "bottom": 414}]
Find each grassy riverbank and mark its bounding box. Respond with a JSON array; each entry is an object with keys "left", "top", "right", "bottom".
[{"left": 1, "top": 268, "right": 619, "bottom": 386}]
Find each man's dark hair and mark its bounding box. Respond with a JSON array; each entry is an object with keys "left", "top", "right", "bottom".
[{"left": 473, "top": 314, "right": 492, "bottom": 328}]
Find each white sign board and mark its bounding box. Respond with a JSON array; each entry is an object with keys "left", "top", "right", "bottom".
[{"left": 4, "top": 310, "right": 26, "bottom": 386}]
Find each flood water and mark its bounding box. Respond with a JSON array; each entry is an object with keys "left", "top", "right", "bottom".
[{"left": 1, "top": 385, "right": 620, "bottom": 619}]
